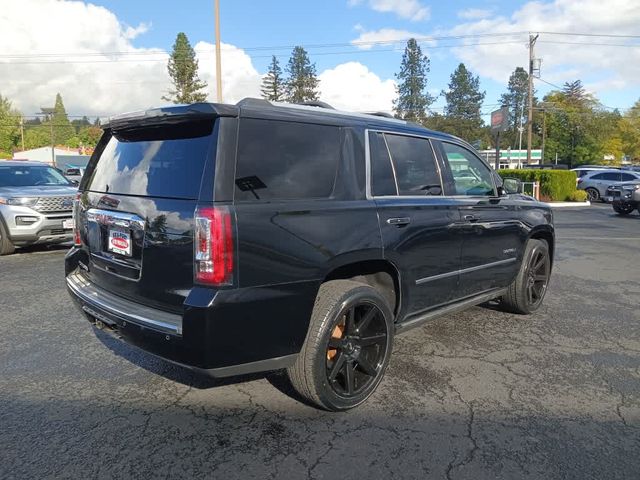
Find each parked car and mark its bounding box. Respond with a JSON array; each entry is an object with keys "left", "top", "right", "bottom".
[
  {"left": 577, "top": 169, "right": 640, "bottom": 202},
  {"left": 570, "top": 166, "right": 613, "bottom": 178},
  {"left": 65, "top": 99, "right": 555, "bottom": 411},
  {"left": 63, "top": 167, "right": 85, "bottom": 185},
  {"left": 605, "top": 181, "right": 640, "bottom": 215},
  {"left": 0, "top": 161, "right": 77, "bottom": 254}
]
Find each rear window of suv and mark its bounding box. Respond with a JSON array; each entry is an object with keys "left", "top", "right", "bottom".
[
  {"left": 85, "top": 120, "right": 214, "bottom": 199},
  {"left": 234, "top": 119, "right": 341, "bottom": 201}
]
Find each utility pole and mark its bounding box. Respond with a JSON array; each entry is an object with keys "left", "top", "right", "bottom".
[
  {"left": 19, "top": 117, "right": 25, "bottom": 151},
  {"left": 517, "top": 105, "right": 524, "bottom": 169},
  {"left": 541, "top": 108, "right": 546, "bottom": 165},
  {"left": 526, "top": 33, "right": 539, "bottom": 165},
  {"left": 214, "top": 0, "right": 223, "bottom": 103}
]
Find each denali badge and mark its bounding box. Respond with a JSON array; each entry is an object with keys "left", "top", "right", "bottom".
[{"left": 503, "top": 248, "right": 517, "bottom": 255}]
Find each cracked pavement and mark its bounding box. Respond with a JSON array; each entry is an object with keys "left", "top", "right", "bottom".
[{"left": 1, "top": 203, "right": 639, "bottom": 479}]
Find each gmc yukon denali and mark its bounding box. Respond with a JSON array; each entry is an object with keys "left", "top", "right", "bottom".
[{"left": 65, "top": 99, "right": 555, "bottom": 411}]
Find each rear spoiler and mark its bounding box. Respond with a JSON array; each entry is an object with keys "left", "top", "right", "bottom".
[{"left": 105, "top": 103, "right": 238, "bottom": 132}]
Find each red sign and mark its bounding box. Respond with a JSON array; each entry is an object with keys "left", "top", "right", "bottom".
[{"left": 111, "top": 237, "right": 129, "bottom": 250}]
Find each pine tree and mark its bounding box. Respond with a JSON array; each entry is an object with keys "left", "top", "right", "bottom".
[
  {"left": 444, "top": 64, "right": 485, "bottom": 119},
  {"left": 442, "top": 63, "right": 485, "bottom": 141},
  {"left": 261, "top": 55, "right": 285, "bottom": 102},
  {"left": 393, "top": 38, "right": 434, "bottom": 123},
  {"left": 162, "top": 32, "right": 208, "bottom": 104},
  {"left": 50, "top": 93, "right": 75, "bottom": 145},
  {"left": 285, "top": 46, "right": 320, "bottom": 103},
  {"left": 499, "top": 67, "right": 530, "bottom": 133}
]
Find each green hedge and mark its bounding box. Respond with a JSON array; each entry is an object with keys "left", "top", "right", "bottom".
[{"left": 498, "top": 169, "right": 578, "bottom": 201}]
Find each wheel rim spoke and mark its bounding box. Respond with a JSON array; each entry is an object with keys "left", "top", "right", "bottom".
[
  {"left": 345, "top": 306, "right": 356, "bottom": 335},
  {"left": 328, "top": 353, "right": 346, "bottom": 381},
  {"left": 357, "top": 306, "right": 377, "bottom": 333},
  {"left": 357, "top": 334, "right": 386, "bottom": 347},
  {"left": 356, "top": 356, "right": 378, "bottom": 376},
  {"left": 345, "top": 360, "right": 355, "bottom": 394}
]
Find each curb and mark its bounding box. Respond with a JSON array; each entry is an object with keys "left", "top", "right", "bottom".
[{"left": 544, "top": 201, "right": 591, "bottom": 208}]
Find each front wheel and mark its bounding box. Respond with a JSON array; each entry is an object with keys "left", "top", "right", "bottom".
[
  {"left": 287, "top": 280, "right": 394, "bottom": 411},
  {"left": 501, "top": 239, "right": 551, "bottom": 314},
  {"left": 0, "top": 220, "right": 16, "bottom": 255},
  {"left": 612, "top": 202, "right": 635, "bottom": 215}
]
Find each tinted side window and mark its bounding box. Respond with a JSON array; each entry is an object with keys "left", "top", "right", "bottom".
[
  {"left": 235, "top": 119, "right": 340, "bottom": 201},
  {"left": 369, "top": 132, "right": 397, "bottom": 196},
  {"left": 621, "top": 173, "right": 636, "bottom": 181},
  {"left": 590, "top": 173, "right": 605, "bottom": 180},
  {"left": 602, "top": 172, "right": 620, "bottom": 181},
  {"left": 383, "top": 134, "right": 441, "bottom": 196},
  {"left": 440, "top": 142, "right": 495, "bottom": 196}
]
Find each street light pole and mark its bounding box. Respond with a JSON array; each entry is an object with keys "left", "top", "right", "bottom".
[
  {"left": 526, "top": 33, "right": 539, "bottom": 165},
  {"left": 214, "top": 0, "right": 223, "bottom": 103}
]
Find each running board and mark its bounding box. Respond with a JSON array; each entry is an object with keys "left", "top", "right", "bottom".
[{"left": 395, "top": 288, "right": 507, "bottom": 334}]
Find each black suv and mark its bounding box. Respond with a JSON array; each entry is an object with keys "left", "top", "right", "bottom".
[{"left": 65, "top": 99, "right": 554, "bottom": 410}]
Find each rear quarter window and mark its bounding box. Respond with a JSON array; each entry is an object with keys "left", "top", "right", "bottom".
[
  {"left": 85, "top": 121, "right": 214, "bottom": 199},
  {"left": 234, "top": 119, "right": 341, "bottom": 202}
]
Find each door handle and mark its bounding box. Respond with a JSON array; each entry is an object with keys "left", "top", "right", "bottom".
[
  {"left": 463, "top": 214, "right": 479, "bottom": 222},
  {"left": 387, "top": 217, "right": 411, "bottom": 226}
]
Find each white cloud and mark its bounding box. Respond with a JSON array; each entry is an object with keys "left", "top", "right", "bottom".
[
  {"left": 351, "top": 26, "right": 430, "bottom": 50},
  {"left": 319, "top": 62, "right": 396, "bottom": 112},
  {"left": 457, "top": 8, "right": 493, "bottom": 20},
  {"left": 448, "top": 0, "right": 640, "bottom": 96},
  {"left": 0, "top": 0, "right": 398, "bottom": 121},
  {"left": 348, "top": 0, "right": 430, "bottom": 21},
  {"left": 0, "top": 0, "right": 260, "bottom": 118}
]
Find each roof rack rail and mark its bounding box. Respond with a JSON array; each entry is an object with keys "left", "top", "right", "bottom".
[
  {"left": 237, "top": 97, "right": 272, "bottom": 108},
  {"left": 297, "top": 100, "right": 335, "bottom": 110},
  {"left": 364, "top": 111, "right": 394, "bottom": 119}
]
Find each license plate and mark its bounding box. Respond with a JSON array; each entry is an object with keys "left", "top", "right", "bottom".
[
  {"left": 108, "top": 229, "right": 132, "bottom": 256},
  {"left": 62, "top": 219, "right": 74, "bottom": 229}
]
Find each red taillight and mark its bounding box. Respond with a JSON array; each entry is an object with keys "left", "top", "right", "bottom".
[
  {"left": 194, "top": 206, "right": 234, "bottom": 286},
  {"left": 73, "top": 192, "right": 82, "bottom": 246}
]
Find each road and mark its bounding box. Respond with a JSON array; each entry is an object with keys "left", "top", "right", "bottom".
[{"left": 1, "top": 204, "right": 638, "bottom": 479}]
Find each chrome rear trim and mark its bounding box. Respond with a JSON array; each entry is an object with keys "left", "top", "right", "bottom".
[{"left": 66, "top": 271, "right": 182, "bottom": 336}]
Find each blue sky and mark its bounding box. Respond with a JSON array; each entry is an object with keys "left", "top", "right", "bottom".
[
  {"left": 1, "top": 0, "right": 638, "bottom": 118},
  {"left": 98, "top": 0, "right": 640, "bottom": 114}
]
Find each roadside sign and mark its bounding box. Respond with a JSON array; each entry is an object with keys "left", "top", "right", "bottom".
[{"left": 491, "top": 107, "right": 510, "bottom": 132}]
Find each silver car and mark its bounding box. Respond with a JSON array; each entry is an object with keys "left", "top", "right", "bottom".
[
  {"left": 0, "top": 161, "right": 77, "bottom": 255},
  {"left": 577, "top": 169, "right": 640, "bottom": 202}
]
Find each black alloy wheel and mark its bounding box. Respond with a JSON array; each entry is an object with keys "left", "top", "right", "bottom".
[
  {"left": 524, "top": 243, "right": 550, "bottom": 309},
  {"left": 613, "top": 202, "right": 635, "bottom": 215},
  {"left": 501, "top": 238, "right": 551, "bottom": 314},
  {"left": 287, "top": 280, "right": 394, "bottom": 411},
  {"left": 325, "top": 302, "right": 388, "bottom": 397}
]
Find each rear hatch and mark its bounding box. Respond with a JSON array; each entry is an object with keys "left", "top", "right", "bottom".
[{"left": 77, "top": 115, "right": 217, "bottom": 313}]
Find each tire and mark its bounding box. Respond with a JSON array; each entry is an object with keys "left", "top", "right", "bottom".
[
  {"left": 613, "top": 202, "right": 635, "bottom": 215},
  {"left": 501, "top": 239, "right": 551, "bottom": 315},
  {"left": 585, "top": 188, "right": 600, "bottom": 202},
  {"left": 287, "top": 280, "right": 394, "bottom": 411},
  {"left": 0, "top": 219, "right": 16, "bottom": 255}
]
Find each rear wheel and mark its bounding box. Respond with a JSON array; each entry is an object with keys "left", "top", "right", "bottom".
[
  {"left": 501, "top": 239, "right": 551, "bottom": 314},
  {"left": 613, "top": 202, "right": 635, "bottom": 215},
  {"left": 287, "top": 280, "right": 394, "bottom": 411},
  {"left": 0, "top": 219, "right": 16, "bottom": 255},
  {"left": 585, "top": 187, "right": 600, "bottom": 202}
]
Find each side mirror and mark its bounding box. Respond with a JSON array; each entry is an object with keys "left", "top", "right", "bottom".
[
  {"left": 502, "top": 178, "right": 521, "bottom": 195},
  {"left": 70, "top": 180, "right": 79, "bottom": 186}
]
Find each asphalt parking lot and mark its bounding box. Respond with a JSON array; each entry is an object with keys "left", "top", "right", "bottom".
[{"left": 1, "top": 203, "right": 638, "bottom": 479}]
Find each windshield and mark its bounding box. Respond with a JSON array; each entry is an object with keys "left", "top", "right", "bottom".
[{"left": 0, "top": 165, "right": 72, "bottom": 187}]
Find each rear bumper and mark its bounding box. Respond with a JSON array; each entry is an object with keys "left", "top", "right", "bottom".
[{"left": 65, "top": 256, "right": 317, "bottom": 377}]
